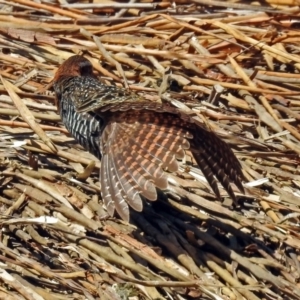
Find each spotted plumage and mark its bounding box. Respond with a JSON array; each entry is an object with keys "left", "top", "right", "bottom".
[{"left": 53, "top": 55, "right": 244, "bottom": 221}]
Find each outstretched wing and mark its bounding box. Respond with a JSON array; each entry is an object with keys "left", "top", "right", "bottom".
[
  {"left": 100, "top": 110, "right": 192, "bottom": 221},
  {"left": 99, "top": 109, "right": 244, "bottom": 221}
]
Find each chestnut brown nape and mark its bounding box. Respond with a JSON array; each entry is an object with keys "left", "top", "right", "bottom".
[{"left": 53, "top": 55, "right": 93, "bottom": 82}]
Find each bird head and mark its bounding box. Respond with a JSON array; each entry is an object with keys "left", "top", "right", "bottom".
[
  {"left": 53, "top": 55, "right": 93, "bottom": 82},
  {"left": 53, "top": 55, "right": 94, "bottom": 107}
]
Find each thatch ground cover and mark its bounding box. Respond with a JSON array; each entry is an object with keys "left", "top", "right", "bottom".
[{"left": 1, "top": 0, "right": 300, "bottom": 299}]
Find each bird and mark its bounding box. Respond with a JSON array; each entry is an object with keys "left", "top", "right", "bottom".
[{"left": 52, "top": 55, "right": 244, "bottom": 221}]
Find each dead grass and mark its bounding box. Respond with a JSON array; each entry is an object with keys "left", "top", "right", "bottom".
[{"left": 1, "top": 1, "right": 300, "bottom": 299}]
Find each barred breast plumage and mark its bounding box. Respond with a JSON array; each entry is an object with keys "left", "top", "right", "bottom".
[{"left": 53, "top": 55, "right": 244, "bottom": 221}]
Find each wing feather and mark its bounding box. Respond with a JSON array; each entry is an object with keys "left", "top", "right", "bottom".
[
  {"left": 100, "top": 153, "right": 115, "bottom": 216},
  {"left": 100, "top": 112, "right": 192, "bottom": 218}
]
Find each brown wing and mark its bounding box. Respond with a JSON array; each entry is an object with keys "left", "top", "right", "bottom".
[
  {"left": 100, "top": 109, "right": 244, "bottom": 221},
  {"left": 100, "top": 110, "right": 192, "bottom": 221}
]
